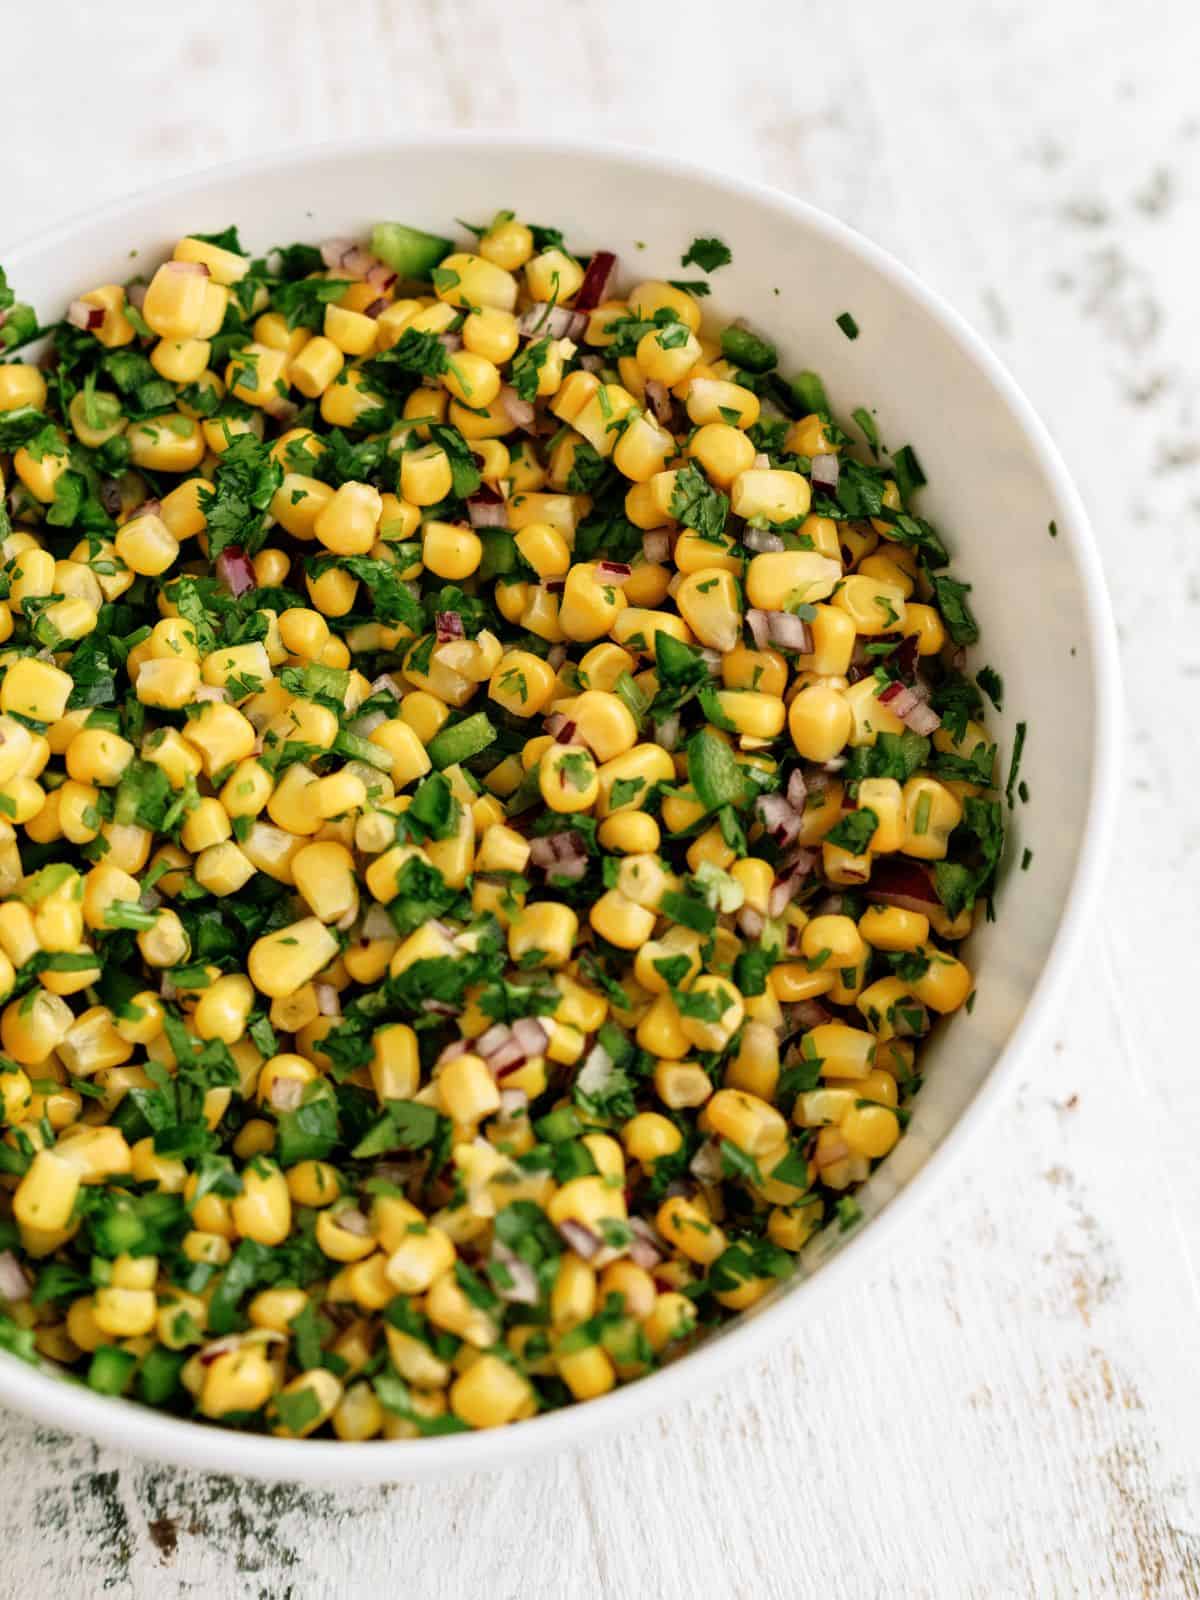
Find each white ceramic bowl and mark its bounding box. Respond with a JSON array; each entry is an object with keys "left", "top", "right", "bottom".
[{"left": 0, "top": 135, "right": 1118, "bottom": 1483}]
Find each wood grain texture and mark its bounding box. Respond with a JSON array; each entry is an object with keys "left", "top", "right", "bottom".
[{"left": 1, "top": 2, "right": 1197, "bottom": 1595}]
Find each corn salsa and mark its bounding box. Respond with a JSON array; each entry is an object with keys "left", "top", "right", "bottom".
[{"left": 0, "top": 213, "right": 1004, "bottom": 1438}]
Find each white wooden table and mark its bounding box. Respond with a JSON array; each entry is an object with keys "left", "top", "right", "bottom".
[{"left": 1, "top": 2, "right": 1197, "bottom": 1594}]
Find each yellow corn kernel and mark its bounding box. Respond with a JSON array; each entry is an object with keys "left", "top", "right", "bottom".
[
  {"left": 422, "top": 520, "right": 481, "bottom": 581},
  {"left": 731, "top": 468, "right": 812, "bottom": 524},
  {"left": 248, "top": 918, "right": 340, "bottom": 999},
  {"left": 629, "top": 281, "right": 703, "bottom": 333},
  {"left": 746, "top": 551, "right": 842, "bottom": 612},
  {"left": 1, "top": 658, "right": 73, "bottom": 722},
  {"left": 539, "top": 743, "right": 598, "bottom": 814},
  {"left": 230, "top": 1160, "right": 291, "bottom": 1247},
  {"left": 621, "top": 1112, "right": 683, "bottom": 1165},
  {"left": 434, "top": 253, "right": 518, "bottom": 313},
  {"left": 858, "top": 904, "right": 931, "bottom": 952},
  {"left": 13, "top": 1148, "right": 81, "bottom": 1231},
  {"left": 902, "top": 776, "right": 963, "bottom": 860},
  {"left": 127, "top": 415, "right": 206, "bottom": 473},
  {"left": 194, "top": 841, "right": 256, "bottom": 897},
  {"left": 143, "top": 261, "right": 210, "bottom": 339},
  {"left": 0, "top": 364, "right": 47, "bottom": 412},
  {"left": 902, "top": 601, "right": 946, "bottom": 656},
  {"left": 832, "top": 574, "right": 908, "bottom": 635},
  {"left": 643, "top": 1290, "right": 697, "bottom": 1352},
  {"left": 909, "top": 948, "right": 972, "bottom": 1013},
  {"left": 675, "top": 569, "right": 741, "bottom": 653},
  {"left": 313, "top": 480, "right": 382, "bottom": 557},
  {"left": 656, "top": 1195, "right": 726, "bottom": 1265},
  {"left": 508, "top": 902, "right": 578, "bottom": 969}
]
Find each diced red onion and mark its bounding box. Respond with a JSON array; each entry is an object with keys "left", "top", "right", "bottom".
[
  {"left": 786, "top": 769, "right": 808, "bottom": 812},
  {"left": 653, "top": 715, "right": 680, "bottom": 753},
  {"left": 337, "top": 1209, "right": 372, "bottom": 1237},
  {"left": 265, "top": 394, "right": 300, "bottom": 426},
  {"left": 437, "top": 331, "right": 463, "bottom": 356},
  {"left": 190, "top": 684, "right": 230, "bottom": 705},
  {"left": 627, "top": 1218, "right": 665, "bottom": 1269},
  {"left": 579, "top": 353, "right": 604, "bottom": 373},
  {"left": 644, "top": 379, "right": 673, "bottom": 425},
  {"left": 420, "top": 998, "right": 458, "bottom": 1016},
  {"left": 139, "top": 887, "right": 163, "bottom": 913},
  {"left": 435, "top": 611, "right": 464, "bottom": 643},
  {"left": 768, "top": 871, "right": 806, "bottom": 919},
  {"left": 369, "top": 673, "right": 401, "bottom": 699},
  {"left": 67, "top": 300, "right": 105, "bottom": 331},
  {"left": 547, "top": 716, "right": 577, "bottom": 745},
  {"left": 891, "top": 634, "right": 920, "bottom": 682},
  {"left": 544, "top": 578, "right": 565, "bottom": 594},
  {"left": 574, "top": 250, "right": 618, "bottom": 311},
  {"left": 753, "top": 452, "right": 771, "bottom": 470},
  {"left": 437, "top": 1038, "right": 471, "bottom": 1066},
  {"left": 335, "top": 904, "right": 359, "bottom": 934},
  {"left": 512, "top": 1017, "right": 549, "bottom": 1057},
  {"left": 269, "top": 1078, "right": 304, "bottom": 1111},
  {"left": 547, "top": 645, "right": 567, "bottom": 670},
  {"left": 159, "top": 972, "right": 177, "bottom": 1001},
  {"left": 366, "top": 262, "right": 398, "bottom": 293},
  {"left": 746, "top": 608, "right": 771, "bottom": 651},
  {"left": 756, "top": 792, "right": 802, "bottom": 848},
  {"left": 892, "top": 1002, "right": 929, "bottom": 1039},
  {"left": 490, "top": 1241, "right": 540, "bottom": 1305},
  {"left": 528, "top": 837, "right": 559, "bottom": 870},
  {"left": 576, "top": 1040, "right": 615, "bottom": 1101},
  {"left": 877, "top": 680, "right": 941, "bottom": 735},
  {"left": 810, "top": 454, "right": 840, "bottom": 494},
  {"left": 557, "top": 1219, "right": 602, "bottom": 1260},
  {"left": 320, "top": 239, "right": 374, "bottom": 277},
  {"left": 865, "top": 857, "right": 941, "bottom": 911},
  {"left": 314, "top": 983, "right": 341, "bottom": 1018},
  {"left": 0, "top": 1251, "right": 29, "bottom": 1302},
  {"left": 689, "top": 1141, "right": 724, "bottom": 1184},
  {"left": 596, "top": 561, "right": 631, "bottom": 586},
  {"left": 126, "top": 282, "right": 148, "bottom": 311},
  {"left": 126, "top": 498, "right": 162, "bottom": 522},
  {"left": 489, "top": 1040, "right": 528, "bottom": 1076},
  {"left": 738, "top": 906, "right": 765, "bottom": 940},
  {"left": 216, "top": 546, "right": 256, "bottom": 597},
  {"left": 743, "top": 529, "right": 786, "bottom": 554},
  {"left": 790, "top": 999, "right": 834, "bottom": 1032},
  {"left": 467, "top": 491, "right": 507, "bottom": 529},
  {"left": 361, "top": 902, "right": 395, "bottom": 941},
  {"left": 642, "top": 529, "right": 670, "bottom": 563},
  {"left": 699, "top": 648, "right": 723, "bottom": 676},
  {"left": 349, "top": 709, "right": 387, "bottom": 737},
  {"left": 167, "top": 259, "right": 209, "bottom": 277},
  {"left": 549, "top": 854, "right": 588, "bottom": 882},
  {"left": 476, "top": 1023, "right": 512, "bottom": 1058},
  {"left": 814, "top": 1133, "right": 850, "bottom": 1171},
  {"left": 498, "top": 1087, "right": 529, "bottom": 1117},
  {"left": 517, "top": 305, "right": 587, "bottom": 340},
  {"left": 766, "top": 612, "right": 813, "bottom": 652},
  {"left": 363, "top": 296, "right": 389, "bottom": 319},
  {"left": 198, "top": 1336, "right": 241, "bottom": 1366},
  {"left": 499, "top": 385, "right": 536, "bottom": 430}
]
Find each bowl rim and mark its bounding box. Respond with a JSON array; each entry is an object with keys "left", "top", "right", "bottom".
[{"left": 0, "top": 131, "right": 1120, "bottom": 1484}]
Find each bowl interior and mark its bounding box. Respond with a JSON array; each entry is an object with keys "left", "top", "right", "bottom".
[{"left": 0, "top": 136, "right": 1116, "bottom": 1481}]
